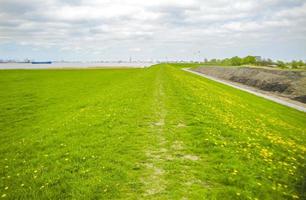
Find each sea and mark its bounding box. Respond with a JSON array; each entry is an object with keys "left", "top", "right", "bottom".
[{"left": 0, "top": 62, "right": 154, "bottom": 69}]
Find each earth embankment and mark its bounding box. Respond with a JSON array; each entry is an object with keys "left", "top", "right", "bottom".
[{"left": 193, "top": 67, "right": 306, "bottom": 104}]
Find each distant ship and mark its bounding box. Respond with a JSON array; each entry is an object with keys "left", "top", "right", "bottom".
[{"left": 31, "top": 61, "right": 52, "bottom": 64}]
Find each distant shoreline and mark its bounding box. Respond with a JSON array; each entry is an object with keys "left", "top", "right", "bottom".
[{"left": 0, "top": 62, "right": 155, "bottom": 69}]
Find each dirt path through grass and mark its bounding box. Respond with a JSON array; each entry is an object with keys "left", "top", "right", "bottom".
[
  {"left": 141, "top": 66, "right": 203, "bottom": 199},
  {"left": 142, "top": 67, "right": 167, "bottom": 197}
]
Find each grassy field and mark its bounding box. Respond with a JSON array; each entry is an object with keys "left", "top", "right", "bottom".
[{"left": 0, "top": 64, "right": 305, "bottom": 199}]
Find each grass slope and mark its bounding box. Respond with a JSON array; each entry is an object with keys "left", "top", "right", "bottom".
[{"left": 0, "top": 65, "right": 305, "bottom": 199}]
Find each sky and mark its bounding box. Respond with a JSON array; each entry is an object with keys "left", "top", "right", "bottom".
[{"left": 0, "top": 0, "right": 306, "bottom": 61}]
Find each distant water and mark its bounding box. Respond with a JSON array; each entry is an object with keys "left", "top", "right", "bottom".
[{"left": 0, "top": 62, "right": 154, "bottom": 69}]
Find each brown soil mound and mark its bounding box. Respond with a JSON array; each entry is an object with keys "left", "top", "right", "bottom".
[{"left": 193, "top": 67, "right": 306, "bottom": 104}]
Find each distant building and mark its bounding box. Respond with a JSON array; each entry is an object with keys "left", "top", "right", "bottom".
[{"left": 24, "top": 58, "right": 31, "bottom": 63}]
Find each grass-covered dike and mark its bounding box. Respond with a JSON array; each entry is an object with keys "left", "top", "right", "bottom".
[{"left": 0, "top": 64, "right": 305, "bottom": 199}]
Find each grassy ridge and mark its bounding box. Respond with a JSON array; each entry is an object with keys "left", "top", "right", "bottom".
[{"left": 0, "top": 65, "right": 305, "bottom": 199}]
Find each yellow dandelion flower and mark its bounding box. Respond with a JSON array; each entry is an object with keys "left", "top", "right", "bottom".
[{"left": 232, "top": 169, "right": 238, "bottom": 175}]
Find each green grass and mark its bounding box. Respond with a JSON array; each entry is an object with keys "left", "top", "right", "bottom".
[{"left": 0, "top": 64, "right": 305, "bottom": 199}]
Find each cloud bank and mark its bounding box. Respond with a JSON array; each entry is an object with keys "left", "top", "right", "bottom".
[{"left": 0, "top": 0, "right": 305, "bottom": 60}]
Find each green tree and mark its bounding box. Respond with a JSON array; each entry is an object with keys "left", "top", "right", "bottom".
[
  {"left": 230, "top": 56, "right": 243, "bottom": 66},
  {"left": 291, "top": 60, "right": 298, "bottom": 69},
  {"left": 297, "top": 60, "right": 304, "bottom": 67},
  {"left": 276, "top": 60, "right": 286, "bottom": 68},
  {"left": 243, "top": 56, "right": 256, "bottom": 64}
]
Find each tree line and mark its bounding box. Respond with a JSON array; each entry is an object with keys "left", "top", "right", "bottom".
[{"left": 203, "top": 56, "right": 306, "bottom": 69}]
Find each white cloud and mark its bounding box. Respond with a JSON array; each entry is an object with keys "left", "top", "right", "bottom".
[
  {"left": 129, "top": 47, "right": 142, "bottom": 52},
  {"left": 0, "top": 0, "right": 305, "bottom": 60}
]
